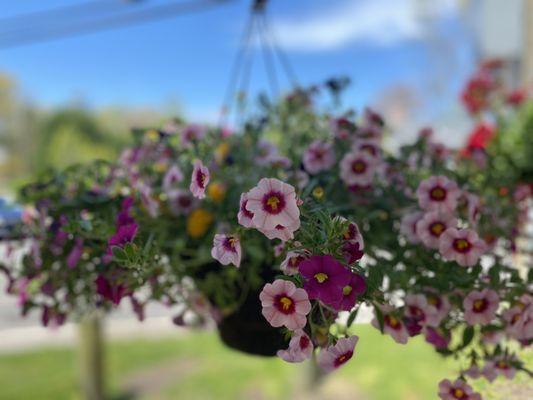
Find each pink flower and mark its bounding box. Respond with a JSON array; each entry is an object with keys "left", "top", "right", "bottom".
[
  {"left": 255, "top": 140, "right": 278, "bottom": 165},
  {"left": 400, "top": 211, "right": 424, "bottom": 244},
  {"left": 163, "top": 165, "right": 184, "bottom": 192},
  {"left": 424, "top": 327, "right": 450, "bottom": 349},
  {"left": 416, "top": 176, "right": 461, "bottom": 213},
  {"left": 66, "top": 238, "right": 84, "bottom": 269},
  {"left": 416, "top": 212, "right": 458, "bottom": 249},
  {"left": 330, "top": 274, "right": 366, "bottom": 311},
  {"left": 237, "top": 192, "right": 255, "bottom": 228},
  {"left": 299, "top": 255, "right": 352, "bottom": 307},
  {"left": 424, "top": 293, "right": 451, "bottom": 327},
  {"left": 211, "top": 234, "right": 242, "bottom": 268},
  {"left": 258, "top": 220, "right": 300, "bottom": 242},
  {"left": 189, "top": 160, "right": 210, "bottom": 199},
  {"left": 280, "top": 251, "right": 308, "bottom": 276},
  {"left": 330, "top": 117, "right": 355, "bottom": 139},
  {"left": 259, "top": 279, "right": 311, "bottom": 330},
  {"left": 303, "top": 140, "right": 335, "bottom": 174},
  {"left": 464, "top": 193, "right": 481, "bottom": 226},
  {"left": 167, "top": 189, "right": 195, "bottom": 215},
  {"left": 463, "top": 289, "right": 499, "bottom": 325},
  {"left": 482, "top": 357, "right": 517, "bottom": 381},
  {"left": 277, "top": 330, "right": 314, "bottom": 363},
  {"left": 352, "top": 139, "right": 381, "bottom": 159},
  {"left": 371, "top": 306, "right": 409, "bottom": 344},
  {"left": 503, "top": 303, "right": 533, "bottom": 341},
  {"left": 245, "top": 178, "right": 300, "bottom": 232},
  {"left": 181, "top": 124, "right": 206, "bottom": 147},
  {"left": 340, "top": 151, "right": 377, "bottom": 187},
  {"left": 439, "top": 228, "right": 486, "bottom": 267},
  {"left": 438, "top": 379, "right": 481, "bottom": 400},
  {"left": 317, "top": 335, "right": 359, "bottom": 372}
]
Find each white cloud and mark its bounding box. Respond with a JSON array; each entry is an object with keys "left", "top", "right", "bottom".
[{"left": 271, "top": 0, "right": 457, "bottom": 52}]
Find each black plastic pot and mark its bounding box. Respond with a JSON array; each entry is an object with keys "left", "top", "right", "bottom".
[{"left": 217, "top": 289, "right": 288, "bottom": 356}]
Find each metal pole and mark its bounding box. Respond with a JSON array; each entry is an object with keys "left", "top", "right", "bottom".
[{"left": 78, "top": 313, "right": 105, "bottom": 400}]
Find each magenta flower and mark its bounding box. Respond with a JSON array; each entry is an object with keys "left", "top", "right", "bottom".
[
  {"left": 277, "top": 330, "right": 314, "bottom": 363},
  {"left": 109, "top": 223, "right": 138, "bottom": 248},
  {"left": 438, "top": 379, "right": 481, "bottom": 400},
  {"left": 503, "top": 302, "right": 533, "bottom": 341},
  {"left": 211, "top": 234, "right": 242, "bottom": 268},
  {"left": 416, "top": 176, "right": 461, "bottom": 213},
  {"left": 463, "top": 289, "right": 499, "bottom": 325},
  {"left": 280, "top": 251, "right": 308, "bottom": 276},
  {"left": 339, "top": 150, "right": 377, "bottom": 187},
  {"left": 163, "top": 165, "right": 184, "bottom": 192},
  {"left": 302, "top": 140, "right": 335, "bottom": 174},
  {"left": 95, "top": 275, "right": 128, "bottom": 306},
  {"left": 317, "top": 335, "right": 359, "bottom": 372},
  {"left": 339, "top": 219, "right": 365, "bottom": 264},
  {"left": 416, "top": 211, "right": 458, "bottom": 249},
  {"left": 439, "top": 228, "right": 486, "bottom": 267},
  {"left": 299, "top": 255, "right": 352, "bottom": 306},
  {"left": 259, "top": 279, "right": 311, "bottom": 330},
  {"left": 189, "top": 159, "right": 210, "bottom": 199},
  {"left": 237, "top": 192, "right": 255, "bottom": 228},
  {"left": 425, "top": 327, "right": 450, "bottom": 349},
  {"left": 245, "top": 178, "right": 300, "bottom": 232},
  {"left": 66, "top": 238, "right": 84, "bottom": 269},
  {"left": 330, "top": 274, "right": 366, "bottom": 311}
]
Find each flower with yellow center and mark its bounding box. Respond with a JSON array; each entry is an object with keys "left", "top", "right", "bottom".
[
  {"left": 186, "top": 208, "right": 213, "bottom": 238},
  {"left": 207, "top": 182, "right": 226, "bottom": 203},
  {"left": 145, "top": 129, "right": 160, "bottom": 142},
  {"left": 312, "top": 186, "right": 324, "bottom": 199},
  {"left": 153, "top": 161, "right": 168, "bottom": 174}
]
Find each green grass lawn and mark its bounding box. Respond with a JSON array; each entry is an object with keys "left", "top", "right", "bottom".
[{"left": 0, "top": 325, "right": 530, "bottom": 400}]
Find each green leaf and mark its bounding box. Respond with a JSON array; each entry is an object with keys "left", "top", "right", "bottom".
[
  {"left": 346, "top": 307, "right": 359, "bottom": 328},
  {"left": 461, "top": 326, "right": 475, "bottom": 349}
]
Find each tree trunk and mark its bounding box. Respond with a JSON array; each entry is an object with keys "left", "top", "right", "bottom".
[{"left": 78, "top": 313, "right": 105, "bottom": 400}]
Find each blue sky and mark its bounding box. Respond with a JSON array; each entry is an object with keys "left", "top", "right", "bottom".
[{"left": 0, "top": 0, "right": 477, "bottom": 131}]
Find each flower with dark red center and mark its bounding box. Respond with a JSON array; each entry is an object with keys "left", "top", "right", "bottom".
[
  {"left": 245, "top": 178, "right": 300, "bottom": 233},
  {"left": 371, "top": 305, "right": 409, "bottom": 344},
  {"left": 162, "top": 165, "right": 184, "bottom": 192},
  {"left": 211, "top": 234, "right": 242, "bottom": 268},
  {"left": 237, "top": 192, "right": 255, "bottom": 228},
  {"left": 461, "top": 71, "right": 495, "bottom": 114},
  {"left": 277, "top": 330, "right": 314, "bottom": 363},
  {"left": 438, "top": 378, "right": 482, "bottom": 400},
  {"left": 260, "top": 279, "right": 311, "bottom": 330},
  {"left": 280, "top": 251, "right": 308, "bottom": 276},
  {"left": 417, "top": 176, "right": 461, "bottom": 213},
  {"left": 189, "top": 159, "right": 210, "bottom": 199},
  {"left": 167, "top": 189, "right": 195, "bottom": 215},
  {"left": 340, "top": 151, "right": 377, "bottom": 187},
  {"left": 303, "top": 140, "right": 335, "bottom": 174},
  {"left": 299, "top": 255, "right": 352, "bottom": 306},
  {"left": 95, "top": 274, "right": 129, "bottom": 306},
  {"left": 400, "top": 211, "right": 424, "bottom": 244},
  {"left": 317, "top": 335, "right": 359, "bottom": 372},
  {"left": 416, "top": 211, "right": 457, "bottom": 249},
  {"left": 463, "top": 289, "right": 499, "bottom": 325},
  {"left": 439, "top": 228, "right": 486, "bottom": 267}
]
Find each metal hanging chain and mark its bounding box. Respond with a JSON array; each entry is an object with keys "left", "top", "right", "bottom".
[{"left": 257, "top": 10, "right": 280, "bottom": 102}]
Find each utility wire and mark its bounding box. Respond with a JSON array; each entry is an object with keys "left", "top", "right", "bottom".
[{"left": 0, "top": 0, "right": 232, "bottom": 49}]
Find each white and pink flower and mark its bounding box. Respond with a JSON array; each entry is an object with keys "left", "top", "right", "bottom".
[
  {"left": 438, "top": 379, "right": 481, "bottom": 400},
  {"left": 439, "top": 228, "right": 486, "bottom": 267},
  {"left": 163, "top": 165, "right": 184, "bottom": 192},
  {"left": 259, "top": 279, "right": 311, "bottom": 330},
  {"left": 255, "top": 140, "right": 279, "bottom": 165},
  {"left": 237, "top": 192, "right": 255, "bottom": 228},
  {"left": 317, "top": 335, "right": 359, "bottom": 372},
  {"left": 280, "top": 251, "right": 308, "bottom": 276},
  {"left": 181, "top": 124, "right": 206, "bottom": 147},
  {"left": 211, "top": 234, "right": 242, "bottom": 268},
  {"left": 189, "top": 160, "right": 210, "bottom": 199},
  {"left": 482, "top": 357, "right": 517, "bottom": 381},
  {"left": 416, "top": 212, "right": 458, "bottom": 249},
  {"left": 371, "top": 306, "right": 409, "bottom": 344},
  {"left": 400, "top": 211, "right": 424, "bottom": 244},
  {"left": 340, "top": 151, "right": 377, "bottom": 187},
  {"left": 245, "top": 178, "right": 300, "bottom": 233},
  {"left": 277, "top": 330, "right": 314, "bottom": 363},
  {"left": 302, "top": 140, "right": 335, "bottom": 174},
  {"left": 502, "top": 302, "right": 533, "bottom": 341},
  {"left": 463, "top": 289, "right": 499, "bottom": 325},
  {"left": 167, "top": 189, "right": 195, "bottom": 215},
  {"left": 258, "top": 221, "right": 300, "bottom": 242},
  {"left": 417, "top": 176, "right": 461, "bottom": 213}
]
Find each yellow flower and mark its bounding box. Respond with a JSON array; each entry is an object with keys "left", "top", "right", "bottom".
[
  {"left": 207, "top": 182, "right": 226, "bottom": 203},
  {"left": 215, "top": 142, "right": 231, "bottom": 164},
  {"left": 145, "top": 129, "right": 160, "bottom": 142},
  {"left": 153, "top": 161, "right": 168, "bottom": 173},
  {"left": 187, "top": 209, "right": 213, "bottom": 238},
  {"left": 312, "top": 186, "right": 324, "bottom": 199}
]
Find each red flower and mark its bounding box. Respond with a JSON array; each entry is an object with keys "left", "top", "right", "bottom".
[
  {"left": 461, "top": 122, "right": 495, "bottom": 157},
  {"left": 461, "top": 72, "right": 495, "bottom": 114}
]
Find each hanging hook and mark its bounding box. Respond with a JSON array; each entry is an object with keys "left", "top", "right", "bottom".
[{"left": 252, "top": 0, "right": 268, "bottom": 13}]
